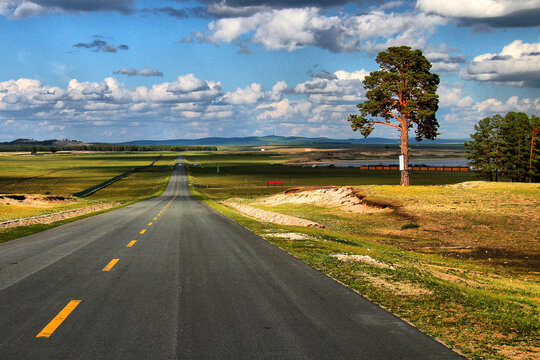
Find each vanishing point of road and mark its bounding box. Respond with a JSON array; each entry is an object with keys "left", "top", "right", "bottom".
[{"left": 0, "top": 155, "right": 463, "bottom": 359}]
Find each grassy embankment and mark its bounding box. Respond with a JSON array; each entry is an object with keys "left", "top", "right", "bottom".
[
  {"left": 0, "top": 152, "right": 178, "bottom": 242},
  {"left": 185, "top": 149, "right": 539, "bottom": 360}
]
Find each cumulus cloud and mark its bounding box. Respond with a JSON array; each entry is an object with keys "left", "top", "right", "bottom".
[
  {"left": 294, "top": 69, "right": 368, "bottom": 104},
  {"left": 0, "top": 0, "right": 135, "bottom": 19},
  {"left": 222, "top": 83, "right": 265, "bottom": 104},
  {"left": 202, "top": 0, "right": 361, "bottom": 15},
  {"left": 189, "top": 8, "right": 446, "bottom": 53},
  {"left": 463, "top": 40, "right": 540, "bottom": 87},
  {"left": 424, "top": 46, "right": 466, "bottom": 72},
  {"left": 113, "top": 68, "right": 164, "bottom": 77},
  {"left": 166, "top": 74, "right": 215, "bottom": 94},
  {"left": 438, "top": 85, "right": 474, "bottom": 108},
  {"left": 0, "top": 75, "right": 223, "bottom": 123},
  {"left": 220, "top": 81, "right": 288, "bottom": 104},
  {"left": 73, "top": 40, "right": 129, "bottom": 53},
  {"left": 475, "top": 95, "right": 540, "bottom": 113},
  {"left": 416, "top": 0, "right": 540, "bottom": 28},
  {"left": 150, "top": 6, "right": 208, "bottom": 19},
  {"left": 257, "top": 98, "right": 311, "bottom": 120},
  {"left": 4, "top": 69, "right": 535, "bottom": 141}
]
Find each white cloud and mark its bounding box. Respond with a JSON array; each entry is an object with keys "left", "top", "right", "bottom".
[
  {"left": 416, "top": 0, "right": 540, "bottom": 18},
  {"left": 269, "top": 81, "right": 287, "bottom": 101},
  {"left": 194, "top": 8, "right": 446, "bottom": 53},
  {"left": 222, "top": 83, "right": 265, "bottom": 104},
  {"left": 257, "top": 98, "right": 311, "bottom": 120},
  {"left": 0, "top": 74, "right": 223, "bottom": 122},
  {"left": 438, "top": 85, "right": 474, "bottom": 108},
  {"left": 295, "top": 69, "right": 368, "bottom": 104},
  {"left": 464, "top": 40, "right": 540, "bottom": 87},
  {"left": 416, "top": 0, "right": 540, "bottom": 28},
  {"left": 475, "top": 95, "right": 540, "bottom": 113},
  {"left": 1, "top": 0, "right": 134, "bottom": 19}
]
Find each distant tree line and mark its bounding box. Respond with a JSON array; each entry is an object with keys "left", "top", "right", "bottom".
[
  {"left": 0, "top": 144, "right": 217, "bottom": 152},
  {"left": 466, "top": 112, "right": 539, "bottom": 182}
]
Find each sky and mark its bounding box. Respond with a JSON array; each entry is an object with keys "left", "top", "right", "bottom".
[{"left": 0, "top": 0, "right": 539, "bottom": 142}]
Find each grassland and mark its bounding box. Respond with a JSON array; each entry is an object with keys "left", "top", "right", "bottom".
[
  {"left": 0, "top": 151, "right": 177, "bottom": 242},
  {"left": 185, "top": 149, "right": 539, "bottom": 360}
]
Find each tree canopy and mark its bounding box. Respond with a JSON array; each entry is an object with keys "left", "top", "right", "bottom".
[
  {"left": 466, "top": 112, "right": 539, "bottom": 182},
  {"left": 348, "top": 46, "right": 440, "bottom": 185}
]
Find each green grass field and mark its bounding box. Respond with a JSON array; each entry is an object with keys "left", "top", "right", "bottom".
[
  {"left": 185, "top": 149, "right": 539, "bottom": 360},
  {"left": 0, "top": 151, "right": 177, "bottom": 241}
]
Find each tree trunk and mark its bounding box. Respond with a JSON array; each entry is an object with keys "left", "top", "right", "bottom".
[{"left": 400, "top": 126, "right": 410, "bottom": 186}]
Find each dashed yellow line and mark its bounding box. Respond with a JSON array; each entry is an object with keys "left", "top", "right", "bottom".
[
  {"left": 36, "top": 300, "right": 81, "bottom": 338},
  {"left": 102, "top": 259, "right": 119, "bottom": 271},
  {"left": 139, "top": 229, "right": 146, "bottom": 234},
  {"left": 153, "top": 217, "right": 157, "bottom": 220},
  {"left": 157, "top": 214, "right": 161, "bottom": 217},
  {"left": 148, "top": 222, "right": 153, "bottom": 226},
  {"left": 127, "top": 240, "right": 137, "bottom": 247}
]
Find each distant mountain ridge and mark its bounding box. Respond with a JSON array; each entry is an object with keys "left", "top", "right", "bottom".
[
  {"left": 5, "top": 138, "right": 86, "bottom": 146},
  {"left": 121, "top": 135, "right": 466, "bottom": 146},
  {"left": 3, "top": 136, "right": 467, "bottom": 147}
]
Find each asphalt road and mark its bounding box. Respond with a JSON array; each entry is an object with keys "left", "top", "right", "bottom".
[{"left": 0, "top": 155, "right": 463, "bottom": 359}]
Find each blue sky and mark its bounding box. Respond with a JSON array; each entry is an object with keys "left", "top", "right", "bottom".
[{"left": 0, "top": 0, "right": 539, "bottom": 142}]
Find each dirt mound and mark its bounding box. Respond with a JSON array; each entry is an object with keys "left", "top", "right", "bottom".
[
  {"left": 257, "top": 186, "right": 391, "bottom": 213},
  {"left": 0, "top": 202, "right": 120, "bottom": 228},
  {"left": 0, "top": 194, "right": 75, "bottom": 205},
  {"left": 331, "top": 254, "right": 395, "bottom": 269},
  {"left": 265, "top": 232, "right": 310, "bottom": 240},
  {"left": 222, "top": 200, "right": 324, "bottom": 228},
  {"left": 446, "top": 181, "right": 487, "bottom": 188}
]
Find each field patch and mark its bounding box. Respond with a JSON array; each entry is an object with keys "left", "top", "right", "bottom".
[{"left": 0, "top": 152, "right": 177, "bottom": 241}]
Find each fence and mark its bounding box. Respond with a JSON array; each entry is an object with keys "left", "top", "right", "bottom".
[
  {"left": 357, "top": 165, "right": 469, "bottom": 172},
  {"left": 73, "top": 154, "right": 163, "bottom": 197}
]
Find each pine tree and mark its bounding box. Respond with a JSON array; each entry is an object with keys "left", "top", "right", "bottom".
[
  {"left": 466, "top": 116, "right": 500, "bottom": 181},
  {"left": 466, "top": 113, "right": 539, "bottom": 182},
  {"left": 348, "top": 46, "right": 439, "bottom": 186},
  {"left": 528, "top": 115, "right": 540, "bottom": 182}
]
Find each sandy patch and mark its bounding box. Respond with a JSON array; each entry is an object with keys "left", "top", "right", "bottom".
[
  {"left": 265, "top": 232, "right": 310, "bottom": 240},
  {"left": 446, "top": 181, "right": 487, "bottom": 188},
  {"left": 0, "top": 202, "right": 120, "bottom": 228},
  {"left": 331, "top": 253, "right": 395, "bottom": 269},
  {"left": 257, "top": 186, "right": 389, "bottom": 213},
  {"left": 0, "top": 194, "right": 75, "bottom": 205},
  {"left": 365, "top": 274, "right": 433, "bottom": 296},
  {"left": 496, "top": 345, "right": 540, "bottom": 360},
  {"left": 222, "top": 200, "right": 324, "bottom": 228}
]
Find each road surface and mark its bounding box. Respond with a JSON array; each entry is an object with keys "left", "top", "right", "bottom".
[{"left": 0, "top": 155, "right": 463, "bottom": 359}]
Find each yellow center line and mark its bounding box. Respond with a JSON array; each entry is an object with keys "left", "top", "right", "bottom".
[
  {"left": 102, "top": 259, "right": 119, "bottom": 271},
  {"left": 127, "top": 240, "right": 137, "bottom": 247},
  {"left": 148, "top": 222, "right": 153, "bottom": 226},
  {"left": 140, "top": 229, "right": 146, "bottom": 234},
  {"left": 36, "top": 300, "right": 81, "bottom": 338},
  {"left": 157, "top": 214, "right": 161, "bottom": 217},
  {"left": 153, "top": 217, "right": 157, "bottom": 220}
]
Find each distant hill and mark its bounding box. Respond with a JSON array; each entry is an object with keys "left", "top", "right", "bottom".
[
  {"left": 121, "top": 135, "right": 466, "bottom": 146},
  {"left": 6, "top": 138, "right": 86, "bottom": 147}
]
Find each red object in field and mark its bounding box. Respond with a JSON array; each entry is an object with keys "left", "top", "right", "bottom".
[{"left": 267, "top": 180, "right": 283, "bottom": 186}]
